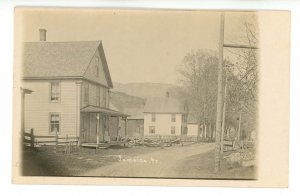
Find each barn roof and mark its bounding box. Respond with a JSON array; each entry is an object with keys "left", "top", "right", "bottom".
[
  {"left": 22, "top": 41, "right": 113, "bottom": 88},
  {"left": 144, "top": 97, "right": 187, "bottom": 114}
]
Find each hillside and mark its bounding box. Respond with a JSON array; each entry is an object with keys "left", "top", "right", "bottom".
[
  {"left": 110, "top": 91, "right": 145, "bottom": 116},
  {"left": 112, "top": 82, "right": 182, "bottom": 99}
]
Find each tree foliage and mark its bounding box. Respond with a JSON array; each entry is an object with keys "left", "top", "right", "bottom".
[{"left": 178, "top": 15, "right": 259, "bottom": 138}]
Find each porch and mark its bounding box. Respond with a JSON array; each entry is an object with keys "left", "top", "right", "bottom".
[{"left": 80, "top": 105, "right": 129, "bottom": 148}]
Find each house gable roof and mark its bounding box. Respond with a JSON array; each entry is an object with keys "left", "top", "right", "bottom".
[
  {"left": 22, "top": 41, "right": 113, "bottom": 88},
  {"left": 144, "top": 97, "right": 187, "bottom": 114}
]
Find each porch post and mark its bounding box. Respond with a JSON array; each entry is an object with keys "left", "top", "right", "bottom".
[
  {"left": 75, "top": 81, "right": 82, "bottom": 145},
  {"left": 107, "top": 115, "right": 111, "bottom": 141},
  {"left": 117, "top": 117, "right": 120, "bottom": 140},
  {"left": 96, "top": 113, "right": 100, "bottom": 145},
  {"left": 21, "top": 88, "right": 32, "bottom": 133},
  {"left": 124, "top": 117, "right": 128, "bottom": 138}
]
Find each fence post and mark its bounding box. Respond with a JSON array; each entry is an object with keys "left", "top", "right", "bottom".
[
  {"left": 30, "top": 128, "right": 34, "bottom": 150},
  {"left": 65, "top": 134, "right": 69, "bottom": 154}
]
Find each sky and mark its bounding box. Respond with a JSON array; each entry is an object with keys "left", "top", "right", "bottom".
[{"left": 18, "top": 9, "right": 256, "bottom": 85}]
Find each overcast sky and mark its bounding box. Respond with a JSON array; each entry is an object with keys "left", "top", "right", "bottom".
[{"left": 19, "top": 9, "right": 256, "bottom": 85}]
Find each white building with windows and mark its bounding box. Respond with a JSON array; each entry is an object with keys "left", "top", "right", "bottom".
[
  {"left": 22, "top": 30, "right": 128, "bottom": 144},
  {"left": 143, "top": 93, "right": 188, "bottom": 136}
]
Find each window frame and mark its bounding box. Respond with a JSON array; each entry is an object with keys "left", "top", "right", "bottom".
[
  {"left": 149, "top": 126, "right": 155, "bottom": 134},
  {"left": 171, "top": 114, "right": 176, "bottom": 122},
  {"left": 49, "top": 113, "right": 61, "bottom": 135},
  {"left": 151, "top": 113, "right": 156, "bottom": 122},
  {"left": 182, "top": 127, "right": 188, "bottom": 135},
  {"left": 94, "top": 56, "right": 100, "bottom": 77},
  {"left": 49, "top": 81, "right": 60, "bottom": 103},
  {"left": 84, "top": 83, "right": 89, "bottom": 104},
  {"left": 182, "top": 115, "right": 187, "bottom": 123},
  {"left": 103, "top": 88, "right": 107, "bottom": 108},
  {"left": 96, "top": 86, "right": 100, "bottom": 106},
  {"left": 171, "top": 126, "right": 176, "bottom": 135}
]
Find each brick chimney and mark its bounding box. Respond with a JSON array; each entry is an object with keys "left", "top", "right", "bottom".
[{"left": 39, "top": 29, "right": 47, "bottom": 41}]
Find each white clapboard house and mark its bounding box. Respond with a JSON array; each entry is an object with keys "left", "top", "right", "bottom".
[
  {"left": 143, "top": 92, "right": 188, "bottom": 136},
  {"left": 22, "top": 29, "right": 128, "bottom": 145}
]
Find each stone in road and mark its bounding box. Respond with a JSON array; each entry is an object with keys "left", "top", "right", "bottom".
[{"left": 81, "top": 143, "right": 214, "bottom": 178}]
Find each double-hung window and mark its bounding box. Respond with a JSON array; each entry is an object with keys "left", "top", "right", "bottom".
[
  {"left": 171, "top": 114, "right": 176, "bottom": 122},
  {"left": 50, "top": 113, "right": 60, "bottom": 134},
  {"left": 171, "top": 126, "right": 176, "bottom": 134},
  {"left": 103, "top": 88, "right": 107, "bottom": 108},
  {"left": 96, "top": 87, "right": 100, "bottom": 106},
  {"left": 84, "top": 83, "right": 89, "bottom": 104},
  {"left": 50, "top": 82, "right": 60, "bottom": 102},
  {"left": 151, "top": 114, "right": 156, "bottom": 122},
  {"left": 149, "top": 126, "right": 155, "bottom": 134}
]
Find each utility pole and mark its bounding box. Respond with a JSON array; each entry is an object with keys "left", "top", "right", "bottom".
[
  {"left": 214, "top": 12, "right": 259, "bottom": 172},
  {"left": 214, "top": 12, "right": 225, "bottom": 173},
  {"left": 237, "top": 112, "right": 242, "bottom": 140},
  {"left": 220, "top": 77, "right": 227, "bottom": 155}
]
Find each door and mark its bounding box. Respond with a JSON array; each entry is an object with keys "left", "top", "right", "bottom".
[
  {"left": 81, "top": 113, "right": 90, "bottom": 143},
  {"left": 88, "top": 113, "right": 97, "bottom": 143}
]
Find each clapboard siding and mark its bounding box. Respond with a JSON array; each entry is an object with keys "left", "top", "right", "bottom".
[
  {"left": 187, "top": 124, "right": 199, "bottom": 136},
  {"left": 81, "top": 80, "right": 109, "bottom": 109},
  {"left": 24, "top": 80, "right": 78, "bottom": 136},
  {"left": 144, "top": 113, "right": 183, "bottom": 136},
  {"left": 84, "top": 49, "right": 109, "bottom": 87}
]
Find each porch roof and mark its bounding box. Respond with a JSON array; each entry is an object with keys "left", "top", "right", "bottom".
[{"left": 81, "top": 105, "right": 129, "bottom": 117}]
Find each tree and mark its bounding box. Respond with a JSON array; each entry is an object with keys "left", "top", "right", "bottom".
[
  {"left": 177, "top": 15, "right": 259, "bottom": 140},
  {"left": 224, "top": 14, "right": 259, "bottom": 139},
  {"left": 177, "top": 50, "right": 234, "bottom": 141}
]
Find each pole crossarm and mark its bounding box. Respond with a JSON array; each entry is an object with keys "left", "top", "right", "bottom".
[{"left": 223, "top": 43, "right": 259, "bottom": 50}]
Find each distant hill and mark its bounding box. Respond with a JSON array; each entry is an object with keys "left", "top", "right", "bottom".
[
  {"left": 112, "top": 82, "right": 182, "bottom": 99},
  {"left": 110, "top": 91, "right": 145, "bottom": 116}
]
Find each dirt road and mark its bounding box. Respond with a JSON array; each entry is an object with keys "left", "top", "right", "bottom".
[{"left": 81, "top": 143, "right": 215, "bottom": 178}]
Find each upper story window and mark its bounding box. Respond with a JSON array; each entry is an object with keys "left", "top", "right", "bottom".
[
  {"left": 50, "top": 82, "right": 60, "bottom": 102},
  {"left": 96, "top": 87, "right": 100, "bottom": 106},
  {"left": 94, "top": 56, "right": 99, "bottom": 77},
  {"left": 182, "top": 115, "right": 187, "bottom": 123},
  {"left": 50, "top": 113, "right": 60, "bottom": 134},
  {"left": 151, "top": 113, "right": 156, "bottom": 122},
  {"left": 84, "top": 83, "right": 89, "bottom": 104},
  {"left": 106, "top": 90, "right": 110, "bottom": 108},
  {"left": 103, "top": 88, "right": 107, "bottom": 108},
  {"left": 171, "top": 114, "right": 176, "bottom": 122}
]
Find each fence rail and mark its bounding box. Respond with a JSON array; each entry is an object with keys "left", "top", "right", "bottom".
[
  {"left": 141, "top": 135, "right": 199, "bottom": 143},
  {"left": 23, "top": 128, "right": 79, "bottom": 154}
]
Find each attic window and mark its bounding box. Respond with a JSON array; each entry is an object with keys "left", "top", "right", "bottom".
[{"left": 94, "top": 56, "right": 99, "bottom": 77}]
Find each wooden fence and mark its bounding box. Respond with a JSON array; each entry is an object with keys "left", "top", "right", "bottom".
[
  {"left": 141, "top": 135, "right": 198, "bottom": 143},
  {"left": 222, "top": 140, "right": 255, "bottom": 152},
  {"left": 23, "top": 128, "right": 79, "bottom": 154}
]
